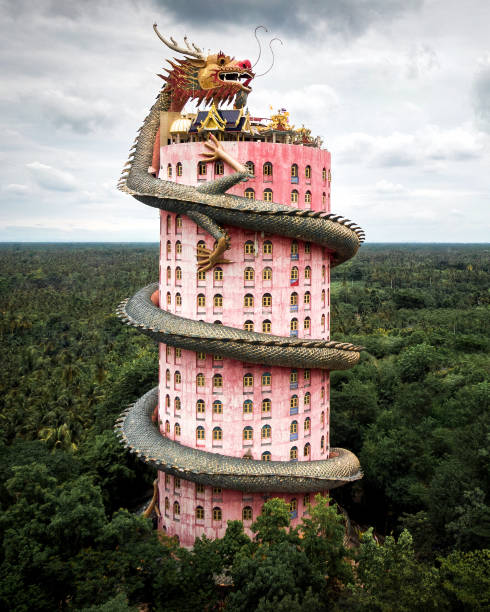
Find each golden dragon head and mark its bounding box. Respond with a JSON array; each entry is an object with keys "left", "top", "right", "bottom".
[{"left": 154, "top": 24, "right": 254, "bottom": 111}]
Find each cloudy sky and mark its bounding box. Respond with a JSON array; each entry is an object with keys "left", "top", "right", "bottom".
[{"left": 1, "top": 0, "right": 489, "bottom": 242}]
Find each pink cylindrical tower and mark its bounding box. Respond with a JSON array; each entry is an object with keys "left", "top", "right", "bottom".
[
  {"left": 116, "top": 33, "right": 363, "bottom": 550},
  {"left": 156, "top": 141, "right": 334, "bottom": 546}
]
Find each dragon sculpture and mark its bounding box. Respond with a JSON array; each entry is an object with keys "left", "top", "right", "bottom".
[{"left": 115, "top": 26, "right": 365, "bottom": 492}]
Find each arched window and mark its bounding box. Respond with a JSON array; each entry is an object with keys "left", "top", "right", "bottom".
[
  {"left": 244, "top": 320, "right": 254, "bottom": 332},
  {"left": 166, "top": 266, "right": 171, "bottom": 282},
  {"left": 197, "top": 351, "right": 206, "bottom": 362},
  {"left": 304, "top": 316, "right": 311, "bottom": 332},
  {"left": 291, "top": 241, "right": 299, "bottom": 259},
  {"left": 243, "top": 373, "right": 254, "bottom": 387},
  {"left": 213, "top": 507, "right": 222, "bottom": 521},
  {"left": 304, "top": 242, "right": 311, "bottom": 254},
  {"left": 321, "top": 435, "right": 325, "bottom": 450},
  {"left": 245, "top": 161, "right": 255, "bottom": 175},
  {"left": 244, "top": 187, "right": 255, "bottom": 200},
  {"left": 196, "top": 373, "right": 205, "bottom": 387},
  {"left": 166, "top": 215, "right": 172, "bottom": 233},
  {"left": 196, "top": 425, "right": 205, "bottom": 440},
  {"left": 197, "top": 293, "right": 206, "bottom": 308},
  {"left": 243, "top": 399, "right": 253, "bottom": 414},
  {"left": 244, "top": 293, "right": 254, "bottom": 308},
  {"left": 262, "top": 319, "right": 271, "bottom": 333},
  {"left": 173, "top": 501, "right": 180, "bottom": 517},
  {"left": 305, "top": 190, "right": 312, "bottom": 206},
  {"left": 263, "top": 161, "right": 273, "bottom": 177},
  {"left": 175, "top": 347, "right": 182, "bottom": 359},
  {"left": 290, "top": 395, "right": 298, "bottom": 414},
  {"left": 262, "top": 372, "right": 271, "bottom": 386},
  {"left": 176, "top": 162, "right": 183, "bottom": 177},
  {"left": 304, "top": 291, "right": 311, "bottom": 306},
  {"left": 291, "top": 163, "right": 298, "bottom": 181},
  {"left": 165, "top": 394, "right": 170, "bottom": 410},
  {"left": 304, "top": 369, "right": 310, "bottom": 383},
  {"left": 320, "top": 410, "right": 325, "bottom": 426},
  {"left": 174, "top": 477, "right": 181, "bottom": 490},
  {"left": 304, "top": 417, "right": 311, "bottom": 433},
  {"left": 165, "top": 496, "right": 170, "bottom": 513},
  {"left": 166, "top": 291, "right": 171, "bottom": 305},
  {"left": 214, "top": 267, "right": 223, "bottom": 282},
  {"left": 197, "top": 269, "right": 206, "bottom": 282},
  {"left": 243, "top": 426, "right": 253, "bottom": 441},
  {"left": 242, "top": 506, "right": 253, "bottom": 521},
  {"left": 174, "top": 422, "right": 181, "bottom": 437},
  {"left": 212, "top": 426, "right": 223, "bottom": 440},
  {"left": 321, "top": 314, "right": 326, "bottom": 331},
  {"left": 213, "top": 373, "right": 223, "bottom": 388},
  {"left": 165, "top": 369, "right": 170, "bottom": 385},
  {"left": 328, "top": 169, "right": 332, "bottom": 184},
  {"left": 262, "top": 398, "right": 271, "bottom": 414},
  {"left": 174, "top": 371, "right": 181, "bottom": 385},
  {"left": 263, "top": 188, "right": 273, "bottom": 202},
  {"left": 165, "top": 420, "right": 170, "bottom": 433},
  {"left": 321, "top": 289, "right": 326, "bottom": 305},
  {"left": 322, "top": 192, "right": 326, "bottom": 206},
  {"left": 244, "top": 267, "right": 255, "bottom": 282},
  {"left": 196, "top": 506, "right": 204, "bottom": 520},
  {"left": 166, "top": 240, "right": 172, "bottom": 257},
  {"left": 213, "top": 294, "right": 223, "bottom": 309},
  {"left": 304, "top": 442, "right": 311, "bottom": 457},
  {"left": 290, "top": 292, "right": 298, "bottom": 309},
  {"left": 262, "top": 293, "right": 272, "bottom": 308},
  {"left": 290, "top": 370, "right": 298, "bottom": 386},
  {"left": 322, "top": 167, "right": 327, "bottom": 181},
  {"left": 198, "top": 161, "right": 207, "bottom": 175},
  {"left": 290, "top": 446, "right": 298, "bottom": 460},
  {"left": 196, "top": 483, "right": 205, "bottom": 495},
  {"left": 175, "top": 292, "right": 182, "bottom": 306},
  {"left": 305, "top": 266, "right": 311, "bottom": 280},
  {"left": 290, "top": 318, "right": 298, "bottom": 334},
  {"left": 291, "top": 189, "right": 299, "bottom": 204},
  {"left": 167, "top": 163, "right": 172, "bottom": 178},
  {"left": 262, "top": 240, "right": 273, "bottom": 257},
  {"left": 244, "top": 240, "right": 255, "bottom": 256},
  {"left": 263, "top": 267, "right": 272, "bottom": 281},
  {"left": 305, "top": 165, "right": 311, "bottom": 179},
  {"left": 215, "top": 160, "right": 224, "bottom": 175},
  {"left": 175, "top": 267, "right": 182, "bottom": 282},
  {"left": 261, "top": 424, "right": 272, "bottom": 439},
  {"left": 290, "top": 498, "right": 298, "bottom": 518},
  {"left": 290, "top": 420, "right": 298, "bottom": 440},
  {"left": 174, "top": 397, "right": 181, "bottom": 411},
  {"left": 175, "top": 240, "right": 182, "bottom": 256},
  {"left": 213, "top": 400, "right": 223, "bottom": 414},
  {"left": 322, "top": 265, "right": 326, "bottom": 281},
  {"left": 196, "top": 399, "right": 205, "bottom": 416},
  {"left": 304, "top": 392, "right": 311, "bottom": 407},
  {"left": 261, "top": 451, "right": 271, "bottom": 461},
  {"left": 290, "top": 267, "right": 299, "bottom": 282}
]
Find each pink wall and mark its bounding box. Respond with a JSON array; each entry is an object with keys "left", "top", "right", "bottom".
[{"left": 156, "top": 140, "right": 333, "bottom": 545}]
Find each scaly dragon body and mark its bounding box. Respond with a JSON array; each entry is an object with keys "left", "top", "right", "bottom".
[{"left": 115, "top": 29, "right": 365, "bottom": 492}]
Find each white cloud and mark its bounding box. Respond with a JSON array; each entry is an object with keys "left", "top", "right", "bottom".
[
  {"left": 26, "top": 162, "right": 79, "bottom": 191},
  {"left": 4, "top": 183, "right": 29, "bottom": 195}
]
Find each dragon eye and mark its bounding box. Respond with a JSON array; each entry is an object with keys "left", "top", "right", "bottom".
[{"left": 218, "top": 57, "right": 226, "bottom": 66}]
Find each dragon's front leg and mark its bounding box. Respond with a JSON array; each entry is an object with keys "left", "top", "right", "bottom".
[
  {"left": 190, "top": 134, "right": 252, "bottom": 272},
  {"left": 187, "top": 210, "right": 232, "bottom": 272}
]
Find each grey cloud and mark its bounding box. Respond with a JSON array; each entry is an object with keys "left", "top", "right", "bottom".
[
  {"left": 151, "top": 0, "right": 424, "bottom": 39},
  {"left": 474, "top": 65, "right": 490, "bottom": 132},
  {"left": 27, "top": 162, "right": 79, "bottom": 191}
]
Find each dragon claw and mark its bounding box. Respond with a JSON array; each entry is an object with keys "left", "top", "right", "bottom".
[{"left": 196, "top": 236, "right": 232, "bottom": 271}]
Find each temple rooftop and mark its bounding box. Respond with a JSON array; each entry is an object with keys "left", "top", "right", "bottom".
[{"left": 163, "top": 106, "right": 324, "bottom": 148}]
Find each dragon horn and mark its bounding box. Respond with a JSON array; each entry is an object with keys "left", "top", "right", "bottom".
[{"left": 153, "top": 24, "right": 204, "bottom": 60}]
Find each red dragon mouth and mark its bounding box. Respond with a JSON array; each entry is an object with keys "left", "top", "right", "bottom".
[{"left": 218, "top": 70, "right": 254, "bottom": 92}]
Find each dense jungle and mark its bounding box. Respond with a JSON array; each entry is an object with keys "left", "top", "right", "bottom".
[{"left": 0, "top": 242, "right": 488, "bottom": 611}]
